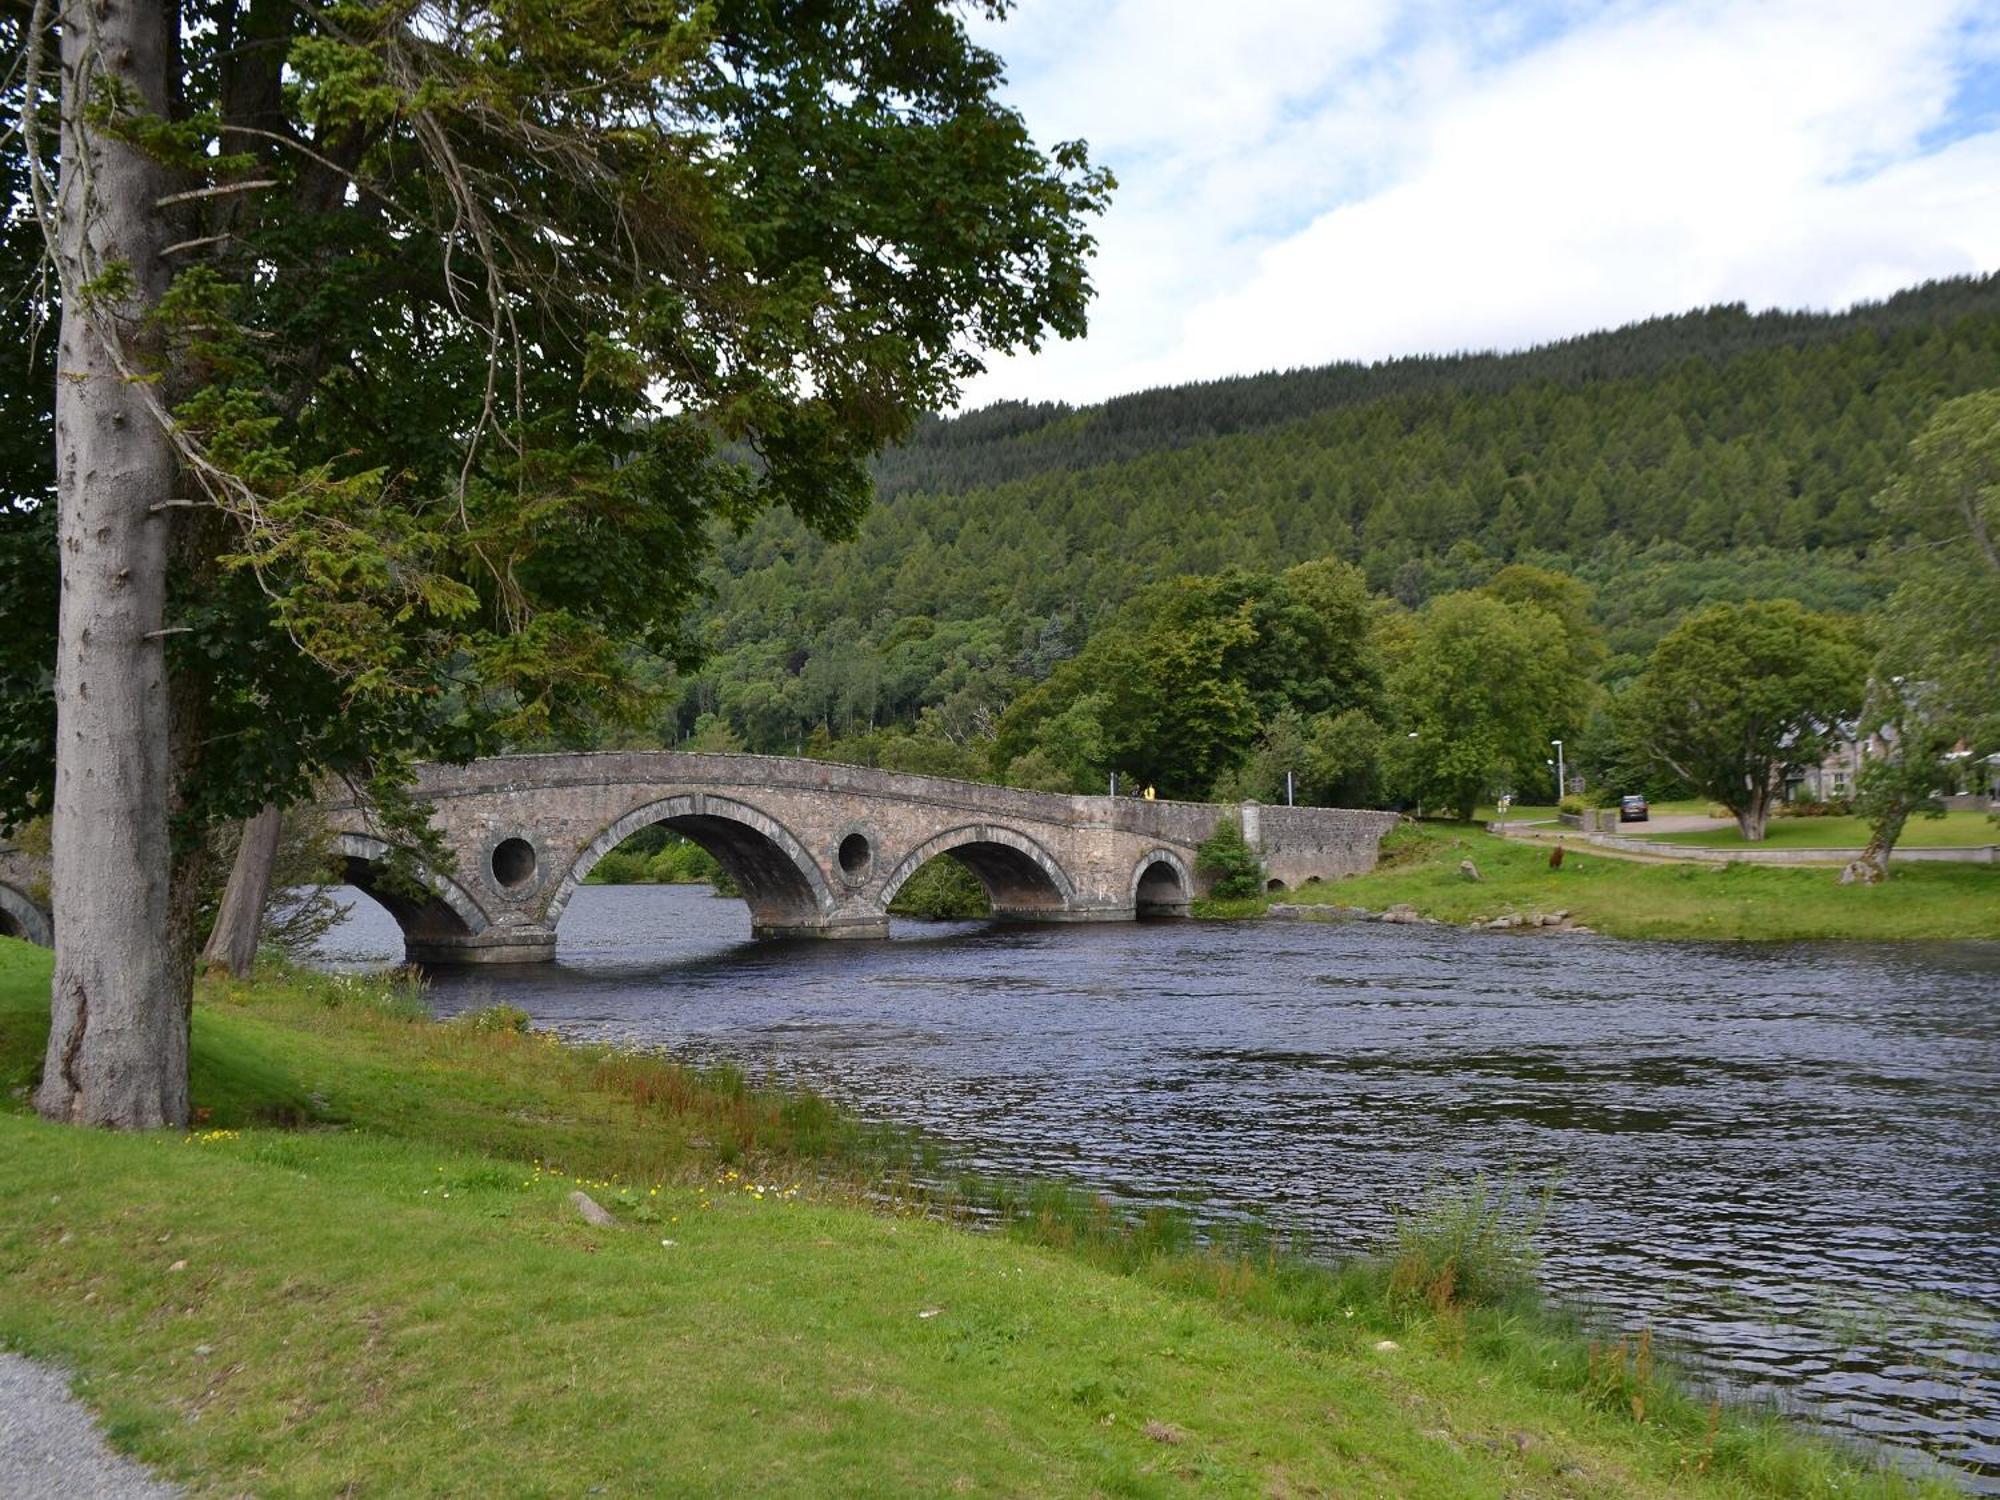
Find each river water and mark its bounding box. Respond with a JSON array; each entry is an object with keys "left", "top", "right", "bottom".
[{"left": 313, "top": 883, "right": 2000, "bottom": 1489}]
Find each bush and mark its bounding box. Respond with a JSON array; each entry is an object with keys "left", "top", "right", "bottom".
[
  {"left": 888, "top": 858, "right": 990, "bottom": 919},
  {"left": 1775, "top": 798, "right": 1854, "bottom": 818},
  {"left": 1558, "top": 794, "right": 1588, "bottom": 816},
  {"left": 645, "top": 837, "right": 725, "bottom": 884},
  {"left": 1386, "top": 1175, "right": 1549, "bottom": 1313},
  {"left": 585, "top": 849, "right": 650, "bottom": 884},
  {"left": 456, "top": 1003, "right": 533, "bottom": 1035},
  {"left": 1195, "top": 818, "right": 1263, "bottom": 899}
]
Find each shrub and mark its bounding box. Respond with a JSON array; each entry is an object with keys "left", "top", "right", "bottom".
[
  {"left": 1558, "top": 794, "right": 1588, "bottom": 816},
  {"left": 1386, "top": 1175, "right": 1549, "bottom": 1313},
  {"left": 1775, "top": 798, "right": 1854, "bottom": 818},
  {"left": 888, "top": 858, "right": 990, "bottom": 919},
  {"left": 456, "top": 1003, "right": 532, "bottom": 1035},
  {"left": 585, "top": 849, "right": 650, "bottom": 884},
  {"left": 1195, "top": 817, "right": 1264, "bottom": 899},
  {"left": 645, "top": 837, "right": 725, "bottom": 884}
]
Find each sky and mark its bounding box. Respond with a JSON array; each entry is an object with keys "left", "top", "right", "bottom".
[{"left": 956, "top": 0, "right": 2000, "bottom": 409}]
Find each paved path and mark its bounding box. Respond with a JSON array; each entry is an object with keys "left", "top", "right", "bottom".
[{"left": 0, "top": 1355, "right": 179, "bottom": 1499}]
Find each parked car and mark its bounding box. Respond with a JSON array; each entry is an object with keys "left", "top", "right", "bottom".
[{"left": 1619, "top": 794, "right": 1650, "bottom": 823}]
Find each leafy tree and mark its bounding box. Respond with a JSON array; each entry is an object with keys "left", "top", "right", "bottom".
[
  {"left": 14, "top": 0, "right": 1108, "bottom": 1128},
  {"left": 1389, "top": 592, "right": 1581, "bottom": 821},
  {"left": 1626, "top": 601, "right": 1866, "bottom": 841},
  {"left": 1301, "top": 708, "right": 1388, "bottom": 808},
  {"left": 994, "top": 564, "right": 1375, "bottom": 798},
  {"left": 1848, "top": 391, "right": 2000, "bottom": 875},
  {"left": 1194, "top": 817, "right": 1262, "bottom": 900},
  {"left": 1845, "top": 683, "right": 1957, "bottom": 884},
  {"left": 1481, "top": 565, "right": 1605, "bottom": 682}
]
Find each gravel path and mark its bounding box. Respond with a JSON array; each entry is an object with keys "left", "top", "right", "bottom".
[{"left": 0, "top": 1355, "right": 180, "bottom": 1499}]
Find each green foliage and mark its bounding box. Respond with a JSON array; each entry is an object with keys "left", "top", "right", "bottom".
[
  {"left": 653, "top": 279, "right": 2000, "bottom": 768},
  {"left": 886, "top": 857, "right": 990, "bottom": 919},
  {"left": 1627, "top": 601, "right": 1867, "bottom": 839},
  {"left": 1194, "top": 817, "right": 1263, "bottom": 900},
  {"left": 1388, "top": 591, "right": 1585, "bottom": 821},
  {"left": 454, "top": 1004, "right": 533, "bottom": 1036},
  {"left": 1867, "top": 390, "right": 2000, "bottom": 799},
  {"left": 994, "top": 562, "right": 1378, "bottom": 798},
  {"left": 1, "top": 0, "right": 1110, "bottom": 845},
  {"left": 584, "top": 832, "right": 727, "bottom": 888},
  {"left": 1388, "top": 1176, "right": 1550, "bottom": 1313}
]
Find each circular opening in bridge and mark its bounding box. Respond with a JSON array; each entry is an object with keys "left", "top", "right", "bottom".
[
  {"left": 0, "top": 907, "right": 19, "bottom": 940},
  {"left": 1266, "top": 878, "right": 1287, "bottom": 893},
  {"left": 838, "top": 833, "right": 873, "bottom": 878},
  {"left": 491, "top": 837, "right": 538, "bottom": 892}
]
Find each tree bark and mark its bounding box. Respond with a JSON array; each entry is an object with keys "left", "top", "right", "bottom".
[
  {"left": 1733, "top": 783, "right": 1770, "bottom": 842},
  {"left": 201, "top": 805, "right": 281, "bottom": 978},
  {"left": 36, "top": 0, "right": 190, "bottom": 1129}
]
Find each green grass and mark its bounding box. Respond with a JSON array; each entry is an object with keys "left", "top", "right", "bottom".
[
  {"left": 1282, "top": 824, "right": 2000, "bottom": 941},
  {"left": 0, "top": 939, "right": 1958, "bottom": 1496},
  {"left": 1628, "top": 811, "right": 1997, "bottom": 850}
]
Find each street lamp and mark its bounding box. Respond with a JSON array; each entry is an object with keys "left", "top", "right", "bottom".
[{"left": 1550, "top": 738, "right": 1564, "bottom": 802}]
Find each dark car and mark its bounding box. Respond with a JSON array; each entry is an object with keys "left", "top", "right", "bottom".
[{"left": 1619, "top": 794, "right": 1650, "bottom": 823}]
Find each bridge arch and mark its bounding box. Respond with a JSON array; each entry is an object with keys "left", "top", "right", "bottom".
[
  {"left": 550, "top": 793, "right": 832, "bottom": 935},
  {"left": 1131, "top": 849, "right": 1193, "bottom": 917},
  {"left": 879, "top": 824, "right": 1076, "bottom": 918},
  {"left": 332, "top": 833, "right": 491, "bottom": 947},
  {"left": 0, "top": 881, "right": 52, "bottom": 947}
]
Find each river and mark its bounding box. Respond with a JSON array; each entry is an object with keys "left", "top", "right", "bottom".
[{"left": 313, "top": 882, "right": 2000, "bottom": 1489}]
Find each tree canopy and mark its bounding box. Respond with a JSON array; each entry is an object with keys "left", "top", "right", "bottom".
[
  {"left": 1626, "top": 601, "right": 1867, "bottom": 840},
  {"left": 11, "top": 0, "right": 1109, "bottom": 1127}
]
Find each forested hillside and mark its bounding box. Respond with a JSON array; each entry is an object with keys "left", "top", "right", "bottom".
[{"left": 641, "top": 273, "right": 2000, "bottom": 784}]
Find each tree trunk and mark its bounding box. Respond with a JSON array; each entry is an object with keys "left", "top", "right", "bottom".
[
  {"left": 36, "top": 0, "right": 190, "bottom": 1129},
  {"left": 1734, "top": 786, "right": 1770, "bottom": 842},
  {"left": 1853, "top": 803, "right": 1910, "bottom": 884},
  {"left": 202, "top": 806, "right": 281, "bottom": 978}
]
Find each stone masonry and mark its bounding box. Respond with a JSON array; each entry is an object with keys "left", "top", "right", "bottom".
[
  {"left": 318, "top": 752, "right": 1402, "bottom": 963},
  {"left": 0, "top": 754, "right": 1399, "bottom": 962}
]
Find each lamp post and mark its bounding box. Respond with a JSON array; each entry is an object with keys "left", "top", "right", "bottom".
[{"left": 1551, "top": 738, "right": 1565, "bottom": 802}]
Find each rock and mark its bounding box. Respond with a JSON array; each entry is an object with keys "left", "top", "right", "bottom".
[
  {"left": 1373, "top": 1339, "right": 1400, "bottom": 1353},
  {"left": 568, "top": 1190, "right": 617, "bottom": 1227},
  {"left": 1839, "top": 859, "right": 1883, "bottom": 886},
  {"left": 1143, "top": 1420, "right": 1187, "bottom": 1445},
  {"left": 1551, "top": 910, "right": 1569, "bottom": 922},
  {"left": 1382, "top": 903, "right": 1420, "bottom": 924},
  {"left": 1458, "top": 859, "right": 1481, "bottom": 882}
]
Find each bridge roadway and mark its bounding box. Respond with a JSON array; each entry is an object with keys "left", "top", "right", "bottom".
[{"left": 3, "top": 752, "right": 1400, "bottom": 964}]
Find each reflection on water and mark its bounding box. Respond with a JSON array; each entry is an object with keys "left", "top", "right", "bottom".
[{"left": 314, "top": 883, "right": 2000, "bottom": 1488}]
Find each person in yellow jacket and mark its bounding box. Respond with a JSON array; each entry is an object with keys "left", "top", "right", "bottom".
[{"left": 1142, "top": 785, "right": 1156, "bottom": 801}]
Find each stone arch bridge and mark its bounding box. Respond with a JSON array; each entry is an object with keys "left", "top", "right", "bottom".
[{"left": 3, "top": 753, "right": 1400, "bottom": 964}]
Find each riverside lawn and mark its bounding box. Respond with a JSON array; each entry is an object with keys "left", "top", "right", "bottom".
[
  {"left": 1263, "top": 824, "right": 2000, "bottom": 942},
  {"left": 0, "top": 939, "right": 1955, "bottom": 1498}
]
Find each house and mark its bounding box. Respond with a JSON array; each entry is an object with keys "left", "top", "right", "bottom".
[{"left": 1785, "top": 724, "right": 1999, "bottom": 808}]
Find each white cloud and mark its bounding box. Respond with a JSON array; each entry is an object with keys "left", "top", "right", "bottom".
[{"left": 957, "top": 0, "right": 2000, "bottom": 407}]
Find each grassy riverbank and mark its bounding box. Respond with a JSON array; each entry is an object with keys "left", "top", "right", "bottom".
[
  {"left": 0, "top": 939, "right": 1957, "bottom": 1496},
  {"left": 1274, "top": 825, "right": 2000, "bottom": 941},
  {"left": 1625, "top": 811, "right": 1996, "bottom": 850}
]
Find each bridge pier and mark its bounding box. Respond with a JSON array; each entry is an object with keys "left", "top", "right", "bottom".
[
  {"left": 751, "top": 913, "right": 891, "bottom": 941},
  {"left": 406, "top": 927, "right": 557, "bottom": 966}
]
